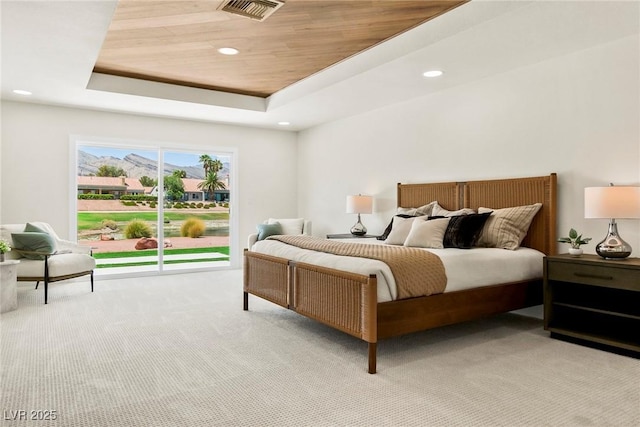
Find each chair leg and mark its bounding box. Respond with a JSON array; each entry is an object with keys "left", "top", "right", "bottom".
[
  {"left": 44, "top": 256, "right": 49, "bottom": 304},
  {"left": 90, "top": 271, "right": 94, "bottom": 292},
  {"left": 35, "top": 281, "right": 39, "bottom": 290}
]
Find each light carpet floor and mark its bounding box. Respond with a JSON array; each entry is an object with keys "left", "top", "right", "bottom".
[{"left": 1, "top": 269, "right": 638, "bottom": 427}]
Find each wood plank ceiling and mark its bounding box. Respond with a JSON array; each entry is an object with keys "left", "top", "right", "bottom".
[{"left": 94, "top": 0, "right": 469, "bottom": 98}]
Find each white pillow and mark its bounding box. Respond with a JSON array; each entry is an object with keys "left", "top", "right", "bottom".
[
  {"left": 404, "top": 217, "right": 451, "bottom": 249},
  {"left": 432, "top": 202, "right": 475, "bottom": 217},
  {"left": 268, "top": 218, "right": 304, "bottom": 235},
  {"left": 384, "top": 215, "right": 427, "bottom": 245},
  {"left": 396, "top": 201, "right": 437, "bottom": 217}
]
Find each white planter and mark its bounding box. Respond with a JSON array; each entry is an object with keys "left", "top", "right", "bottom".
[{"left": 568, "top": 248, "right": 583, "bottom": 257}]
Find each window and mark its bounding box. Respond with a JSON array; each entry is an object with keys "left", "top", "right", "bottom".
[{"left": 72, "top": 139, "right": 234, "bottom": 276}]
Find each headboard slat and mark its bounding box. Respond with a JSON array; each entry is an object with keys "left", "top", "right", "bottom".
[{"left": 397, "top": 181, "right": 459, "bottom": 211}]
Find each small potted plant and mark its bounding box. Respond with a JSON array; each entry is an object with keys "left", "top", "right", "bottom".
[
  {"left": 0, "top": 238, "right": 11, "bottom": 262},
  {"left": 558, "top": 228, "right": 591, "bottom": 257}
]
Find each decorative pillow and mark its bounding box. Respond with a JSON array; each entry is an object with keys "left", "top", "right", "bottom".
[
  {"left": 403, "top": 217, "right": 451, "bottom": 249},
  {"left": 396, "top": 201, "right": 437, "bottom": 217},
  {"left": 443, "top": 212, "right": 492, "bottom": 249},
  {"left": 257, "top": 223, "right": 282, "bottom": 241},
  {"left": 432, "top": 202, "right": 476, "bottom": 217},
  {"left": 267, "top": 218, "right": 304, "bottom": 235},
  {"left": 24, "top": 223, "right": 48, "bottom": 234},
  {"left": 11, "top": 232, "right": 56, "bottom": 260},
  {"left": 384, "top": 215, "right": 428, "bottom": 245},
  {"left": 477, "top": 203, "right": 542, "bottom": 250},
  {"left": 377, "top": 214, "right": 414, "bottom": 241}
]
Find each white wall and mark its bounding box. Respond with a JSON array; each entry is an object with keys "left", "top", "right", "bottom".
[
  {"left": 298, "top": 35, "right": 640, "bottom": 255},
  {"left": 0, "top": 102, "right": 298, "bottom": 267}
]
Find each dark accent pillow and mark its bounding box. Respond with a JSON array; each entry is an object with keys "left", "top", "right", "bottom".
[
  {"left": 377, "top": 214, "right": 415, "bottom": 240},
  {"left": 11, "top": 232, "right": 56, "bottom": 260},
  {"left": 443, "top": 212, "right": 492, "bottom": 249},
  {"left": 257, "top": 223, "right": 282, "bottom": 241}
]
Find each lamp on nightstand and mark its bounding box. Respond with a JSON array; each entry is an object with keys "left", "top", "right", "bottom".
[
  {"left": 346, "top": 194, "right": 373, "bottom": 236},
  {"left": 585, "top": 184, "right": 640, "bottom": 259}
]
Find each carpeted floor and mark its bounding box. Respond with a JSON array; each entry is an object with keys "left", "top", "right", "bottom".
[{"left": 1, "top": 269, "right": 638, "bottom": 426}]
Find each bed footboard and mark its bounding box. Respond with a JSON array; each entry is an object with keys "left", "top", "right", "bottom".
[
  {"left": 244, "top": 250, "right": 379, "bottom": 373},
  {"left": 244, "top": 250, "right": 290, "bottom": 309},
  {"left": 293, "top": 262, "right": 378, "bottom": 373}
]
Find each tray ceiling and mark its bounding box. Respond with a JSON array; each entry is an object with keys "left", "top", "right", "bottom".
[{"left": 94, "top": 0, "right": 469, "bottom": 98}]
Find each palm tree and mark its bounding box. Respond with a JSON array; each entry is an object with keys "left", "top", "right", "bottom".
[
  {"left": 210, "top": 159, "right": 223, "bottom": 174},
  {"left": 197, "top": 171, "right": 226, "bottom": 201},
  {"left": 199, "top": 154, "right": 213, "bottom": 176}
]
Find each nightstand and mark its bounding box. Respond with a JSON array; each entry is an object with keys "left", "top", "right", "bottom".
[
  {"left": 326, "top": 233, "right": 377, "bottom": 239},
  {"left": 543, "top": 254, "right": 640, "bottom": 356}
]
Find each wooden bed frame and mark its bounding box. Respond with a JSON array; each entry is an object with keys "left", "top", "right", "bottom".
[{"left": 243, "top": 174, "right": 557, "bottom": 373}]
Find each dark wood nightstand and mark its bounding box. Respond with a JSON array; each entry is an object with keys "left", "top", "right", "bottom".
[
  {"left": 543, "top": 254, "right": 640, "bottom": 356},
  {"left": 326, "top": 233, "right": 377, "bottom": 239}
]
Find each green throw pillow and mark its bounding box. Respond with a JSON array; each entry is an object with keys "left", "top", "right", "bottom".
[
  {"left": 11, "top": 232, "right": 56, "bottom": 260},
  {"left": 257, "top": 223, "right": 282, "bottom": 241},
  {"left": 24, "top": 223, "right": 48, "bottom": 234}
]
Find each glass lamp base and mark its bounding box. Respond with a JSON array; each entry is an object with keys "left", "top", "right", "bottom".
[
  {"left": 595, "top": 220, "right": 632, "bottom": 259},
  {"left": 350, "top": 215, "right": 367, "bottom": 236}
]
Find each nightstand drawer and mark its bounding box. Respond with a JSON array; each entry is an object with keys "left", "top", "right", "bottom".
[{"left": 547, "top": 261, "right": 638, "bottom": 291}]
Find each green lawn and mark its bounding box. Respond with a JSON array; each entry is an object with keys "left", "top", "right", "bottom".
[
  {"left": 93, "top": 246, "right": 229, "bottom": 259},
  {"left": 78, "top": 212, "right": 229, "bottom": 231}
]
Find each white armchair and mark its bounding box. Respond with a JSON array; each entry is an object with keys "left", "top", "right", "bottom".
[
  {"left": 0, "top": 222, "right": 96, "bottom": 304},
  {"left": 247, "top": 218, "right": 312, "bottom": 249}
]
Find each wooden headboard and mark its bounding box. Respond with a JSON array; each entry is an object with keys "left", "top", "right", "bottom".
[{"left": 397, "top": 173, "right": 557, "bottom": 255}]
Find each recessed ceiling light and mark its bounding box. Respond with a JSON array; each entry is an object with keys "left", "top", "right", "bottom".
[
  {"left": 218, "top": 47, "right": 239, "bottom": 55},
  {"left": 423, "top": 70, "right": 443, "bottom": 78},
  {"left": 277, "top": 121, "right": 290, "bottom": 126},
  {"left": 12, "top": 89, "right": 32, "bottom": 95}
]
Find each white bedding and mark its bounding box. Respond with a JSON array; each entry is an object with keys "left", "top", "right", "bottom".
[{"left": 251, "top": 238, "right": 544, "bottom": 303}]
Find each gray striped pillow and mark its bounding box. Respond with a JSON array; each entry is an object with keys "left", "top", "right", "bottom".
[{"left": 477, "top": 203, "right": 542, "bottom": 250}]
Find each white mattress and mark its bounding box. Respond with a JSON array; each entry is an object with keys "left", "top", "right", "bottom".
[{"left": 251, "top": 238, "right": 544, "bottom": 303}]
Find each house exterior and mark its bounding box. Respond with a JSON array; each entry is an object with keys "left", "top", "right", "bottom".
[
  {"left": 77, "top": 176, "right": 146, "bottom": 198},
  {"left": 146, "top": 177, "right": 230, "bottom": 202}
]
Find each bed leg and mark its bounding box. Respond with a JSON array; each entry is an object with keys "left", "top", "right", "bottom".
[
  {"left": 368, "top": 342, "right": 377, "bottom": 374},
  {"left": 243, "top": 291, "right": 249, "bottom": 311}
]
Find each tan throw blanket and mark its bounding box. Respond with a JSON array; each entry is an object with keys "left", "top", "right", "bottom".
[{"left": 267, "top": 235, "right": 447, "bottom": 299}]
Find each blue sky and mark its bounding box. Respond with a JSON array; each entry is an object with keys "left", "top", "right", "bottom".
[{"left": 79, "top": 146, "right": 229, "bottom": 167}]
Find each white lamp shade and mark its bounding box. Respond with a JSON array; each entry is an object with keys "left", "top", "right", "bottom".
[
  {"left": 584, "top": 186, "right": 640, "bottom": 219},
  {"left": 346, "top": 195, "right": 373, "bottom": 214}
]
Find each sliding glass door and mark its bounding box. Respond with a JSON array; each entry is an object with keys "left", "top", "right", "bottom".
[{"left": 75, "top": 142, "right": 231, "bottom": 276}]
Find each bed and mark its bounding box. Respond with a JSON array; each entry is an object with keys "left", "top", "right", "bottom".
[{"left": 243, "top": 174, "right": 557, "bottom": 373}]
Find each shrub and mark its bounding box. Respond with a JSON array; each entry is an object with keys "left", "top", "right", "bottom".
[
  {"left": 120, "top": 195, "right": 158, "bottom": 202},
  {"left": 102, "top": 219, "right": 118, "bottom": 230},
  {"left": 196, "top": 202, "right": 203, "bottom": 208},
  {"left": 78, "top": 194, "right": 114, "bottom": 200},
  {"left": 124, "top": 219, "right": 153, "bottom": 239},
  {"left": 223, "top": 203, "right": 229, "bottom": 208},
  {"left": 121, "top": 201, "right": 137, "bottom": 207},
  {"left": 181, "top": 218, "right": 205, "bottom": 238}
]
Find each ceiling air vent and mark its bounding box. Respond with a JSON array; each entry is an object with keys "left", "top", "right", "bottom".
[{"left": 217, "top": 0, "right": 285, "bottom": 22}]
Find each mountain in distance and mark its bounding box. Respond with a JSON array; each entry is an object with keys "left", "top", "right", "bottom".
[{"left": 77, "top": 151, "right": 230, "bottom": 180}]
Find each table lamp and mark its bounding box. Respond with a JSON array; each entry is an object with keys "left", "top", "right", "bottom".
[
  {"left": 346, "top": 194, "right": 373, "bottom": 236},
  {"left": 584, "top": 185, "right": 640, "bottom": 259}
]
